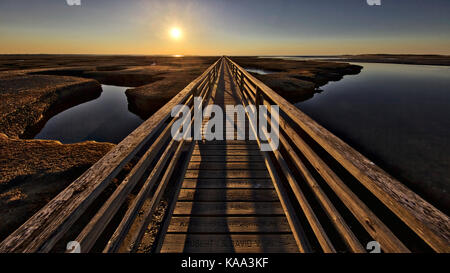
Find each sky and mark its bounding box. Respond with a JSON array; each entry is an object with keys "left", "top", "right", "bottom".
[{"left": 0, "top": 0, "right": 449, "bottom": 55}]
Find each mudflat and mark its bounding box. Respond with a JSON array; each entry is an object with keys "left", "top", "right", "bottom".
[{"left": 232, "top": 56, "right": 362, "bottom": 101}]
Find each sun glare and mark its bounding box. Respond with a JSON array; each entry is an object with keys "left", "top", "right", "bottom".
[{"left": 170, "top": 27, "right": 182, "bottom": 40}]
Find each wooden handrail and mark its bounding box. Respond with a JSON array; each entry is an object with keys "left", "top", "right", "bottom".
[
  {"left": 225, "top": 56, "right": 450, "bottom": 252},
  {"left": 0, "top": 57, "right": 222, "bottom": 253},
  {"left": 103, "top": 62, "right": 221, "bottom": 252}
]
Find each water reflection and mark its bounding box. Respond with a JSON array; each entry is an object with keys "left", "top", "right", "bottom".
[
  {"left": 34, "top": 85, "right": 144, "bottom": 144},
  {"left": 245, "top": 68, "right": 274, "bottom": 75},
  {"left": 296, "top": 63, "right": 450, "bottom": 212}
]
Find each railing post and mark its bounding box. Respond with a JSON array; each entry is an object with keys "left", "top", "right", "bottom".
[
  {"left": 240, "top": 71, "right": 244, "bottom": 89},
  {"left": 255, "top": 86, "right": 261, "bottom": 130},
  {"left": 193, "top": 86, "right": 198, "bottom": 97},
  {"left": 208, "top": 72, "right": 212, "bottom": 88}
]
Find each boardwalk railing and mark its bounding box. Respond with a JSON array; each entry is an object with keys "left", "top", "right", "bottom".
[
  {"left": 225, "top": 56, "right": 449, "bottom": 253},
  {"left": 0, "top": 58, "right": 222, "bottom": 253}
]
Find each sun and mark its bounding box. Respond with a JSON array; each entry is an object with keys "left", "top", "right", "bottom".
[{"left": 170, "top": 27, "right": 182, "bottom": 40}]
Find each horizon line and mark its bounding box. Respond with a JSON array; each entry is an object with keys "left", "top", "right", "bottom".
[{"left": 1, "top": 53, "right": 450, "bottom": 57}]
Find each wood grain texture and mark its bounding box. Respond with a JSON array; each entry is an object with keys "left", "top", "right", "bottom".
[
  {"left": 185, "top": 170, "right": 270, "bottom": 179},
  {"left": 182, "top": 178, "right": 274, "bottom": 189},
  {"left": 173, "top": 202, "right": 285, "bottom": 216},
  {"left": 192, "top": 149, "right": 262, "bottom": 156},
  {"left": 194, "top": 145, "right": 260, "bottom": 150},
  {"left": 190, "top": 155, "right": 264, "bottom": 162},
  {"left": 187, "top": 161, "right": 267, "bottom": 170},
  {"left": 178, "top": 189, "right": 279, "bottom": 202},
  {"left": 167, "top": 216, "right": 291, "bottom": 233},
  {"left": 160, "top": 234, "right": 299, "bottom": 253}
]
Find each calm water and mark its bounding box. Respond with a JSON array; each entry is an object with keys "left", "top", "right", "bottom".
[
  {"left": 34, "top": 85, "right": 143, "bottom": 144},
  {"left": 259, "top": 56, "right": 344, "bottom": 61},
  {"left": 295, "top": 63, "right": 450, "bottom": 211},
  {"left": 245, "top": 67, "right": 274, "bottom": 75}
]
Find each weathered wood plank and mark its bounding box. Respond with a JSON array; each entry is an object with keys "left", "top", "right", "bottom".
[
  {"left": 187, "top": 161, "right": 267, "bottom": 170},
  {"left": 178, "top": 189, "right": 279, "bottom": 202},
  {"left": 167, "top": 216, "right": 291, "bottom": 233},
  {"left": 194, "top": 145, "right": 259, "bottom": 150},
  {"left": 182, "top": 178, "right": 274, "bottom": 189},
  {"left": 152, "top": 141, "right": 197, "bottom": 254},
  {"left": 197, "top": 140, "right": 257, "bottom": 145},
  {"left": 160, "top": 234, "right": 299, "bottom": 253},
  {"left": 173, "top": 202, "right": 285, "bottom": 216},
  {"left": 192, "top": 149, "right": 262, "bottom": 156},
  {"left": 185, "top": 170, "right": 270, "bottom": 179}
]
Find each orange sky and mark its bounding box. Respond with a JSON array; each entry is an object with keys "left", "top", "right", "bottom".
[{"left": 0, "top": 0, "right": 449, "bottom": 55}]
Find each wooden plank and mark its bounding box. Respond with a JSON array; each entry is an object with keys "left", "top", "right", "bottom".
[
  {"left": 182, "top": 178, "right": 274, "bottom": 189},
  {"left": 167, "top": 216, "right": 291, "bottom": 233},
  {"left": 185, "top": 170, "right": 270, "bottom": 179},
  {"left": 197, "top": 140, "right": 256, "bottom": 145},
  {"left": 187, "top": 162, "right": 267, "bottom": 170},
  {"left": 160, "top": 234, "right": 299, "bottom": 253},
  {"left": 173, "top": 202, "right": 284, "bottom": 216},
  {"left": 192, "top": 149, "right": 262, "bottom": 156},
  {"left": 152, "top": 63, "right": 223, "bottom": 253},
  {"left": 177, "top": 189, "right": 279, "bottom": 202},
  {"left": 194, "top": 145, "right": 259, "bottom": 150}
]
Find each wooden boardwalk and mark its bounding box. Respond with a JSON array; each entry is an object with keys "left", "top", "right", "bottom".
[
  {"left": 160, "top": 62, "right": 298, "bottom": 252},
  {"left": 0, "top": 57, "right": 448, "bottom": 253}
]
